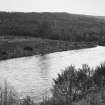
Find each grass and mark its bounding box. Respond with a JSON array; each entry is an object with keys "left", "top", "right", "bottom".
[{"left": 0, "top": 35, "right": 97, "bottom": 60}]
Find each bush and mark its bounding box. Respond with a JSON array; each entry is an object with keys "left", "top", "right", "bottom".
[
  {"left": 44, "top": 63, "right": 105, "bottom": 105},
  {"left": 24, "top": 47, "right": 33, "bottom": 51}
]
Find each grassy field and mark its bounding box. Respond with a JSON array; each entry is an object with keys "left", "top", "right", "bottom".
[{"left": 0, "top": 36, "right": 97, "bottom": 60}]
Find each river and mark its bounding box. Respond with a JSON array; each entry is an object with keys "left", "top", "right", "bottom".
[{"left": 0, "top": 46, "right": 105, "bottom": 102}]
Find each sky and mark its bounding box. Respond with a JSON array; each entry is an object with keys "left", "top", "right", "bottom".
[{"left": 0, "top": 0, "right": 105, "bottom": 16}]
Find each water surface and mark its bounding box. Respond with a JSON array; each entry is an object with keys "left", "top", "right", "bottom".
[{"left": 0, "top": 46, "right": 105, "bottom": 102}]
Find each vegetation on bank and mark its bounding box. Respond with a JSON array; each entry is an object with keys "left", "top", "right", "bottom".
[
  {"left": 39, "top": 63, "right": 105, "bottom": 105},
  {"left": 0, "top": 12, "right": 105, "bottom": 43},
  {"left": 0, "top": 63, "right": 105, "bottom": 105},
  {"left": 0, "top": 36, "right": 97, "bottom": 60}
]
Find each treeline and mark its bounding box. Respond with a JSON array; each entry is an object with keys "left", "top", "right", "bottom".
[
  {"left": 1, "top": 63, "right": 105, "bottom": 105},
  {"left": 0, "top": 12, "right": 105, "bottom": 43}
]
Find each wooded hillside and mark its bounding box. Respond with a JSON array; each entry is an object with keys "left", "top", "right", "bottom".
[{"left": 0, "top": 12, "right": 105, "bottom": 42}]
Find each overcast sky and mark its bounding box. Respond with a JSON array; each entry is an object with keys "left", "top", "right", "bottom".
[{"left": 0, "top": 0, "right": 105, "bottom": 16}]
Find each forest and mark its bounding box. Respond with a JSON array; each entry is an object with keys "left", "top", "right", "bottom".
[{"left": 0, "top": 12, "right": 105, "bottom": 43}]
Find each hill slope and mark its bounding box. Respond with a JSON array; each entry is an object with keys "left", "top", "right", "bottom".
[{"left": 0, "top": 12, "right": 105, "bottom": 42}]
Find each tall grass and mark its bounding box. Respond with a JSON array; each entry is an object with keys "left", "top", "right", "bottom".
[{"left": 0, "top": 80, "right": 19, "bottom": 105}]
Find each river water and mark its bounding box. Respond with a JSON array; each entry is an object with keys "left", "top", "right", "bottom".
[{"left": 0, "top": 46, "right": 105, "bottom": 102}]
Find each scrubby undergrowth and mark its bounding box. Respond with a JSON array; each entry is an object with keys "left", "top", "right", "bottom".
[{"left": 39, "top": 63, "right": 105, "bottom": 105}]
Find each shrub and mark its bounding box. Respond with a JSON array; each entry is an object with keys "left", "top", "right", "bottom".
[{"left": 24, "top": 47, "right": 33, "bottom": 51}]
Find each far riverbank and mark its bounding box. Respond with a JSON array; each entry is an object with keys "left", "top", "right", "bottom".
[{"left": 0, "top": 36, "right": 98, "bottom": 60}]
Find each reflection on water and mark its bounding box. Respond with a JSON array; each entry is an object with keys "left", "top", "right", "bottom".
[{"left": 0, "top": 46, "right": 105, "bottom": 102}]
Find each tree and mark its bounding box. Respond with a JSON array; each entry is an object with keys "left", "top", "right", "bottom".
[
  {"left": 38, "top": 21, "right": 52, "bottom": 38},
  {"left": 53, "top": 66, "right": 78, "bottom": 105},
  {"left": 52, "top": 65, "right": 95, "bottom": 105}
]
